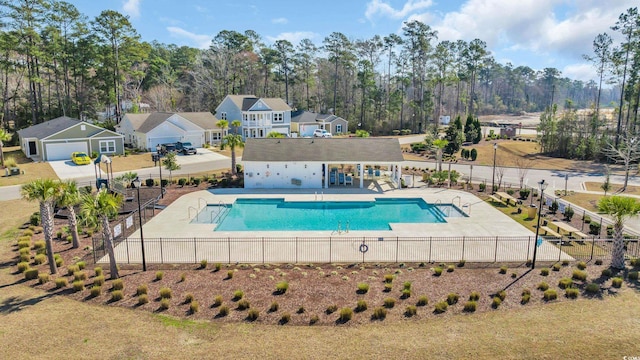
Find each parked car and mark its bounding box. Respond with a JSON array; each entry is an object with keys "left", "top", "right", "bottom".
[
  {"left": 313, "top": 129, "right": 332, "bottom": 138},
  {"left": 175, "top": 141, "right": 197, "bottom": 155},
  {"left": 159, "top": 143, "right": 176, "bottom": 155},
  {"left": 71, "top": 151, "right": 91, "bottom": 165}
]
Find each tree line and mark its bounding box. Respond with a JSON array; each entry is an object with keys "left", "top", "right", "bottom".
[{"left": 0, "top": 1, "right": 636, "bottom": 137}]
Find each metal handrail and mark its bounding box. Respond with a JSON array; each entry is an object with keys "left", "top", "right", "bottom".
[
  {"left": 188, "top": 206, "right": 198, "bottom": 221},
  {"left": 198, "top": 197, "right": 208, "bottom": 210},
  {"left": 451, "top": 196, "right": 461, "bottom": 208}
]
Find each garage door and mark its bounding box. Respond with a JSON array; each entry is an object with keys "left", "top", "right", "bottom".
[
  {"left": 45, "top": 142, "right": 88, "bottom": 161},
  {"left": 182, "top": 135, "right": 203, "bottom": 147},
  {"left": 148, "top": 136, "right": 181, "bottom": 149}
]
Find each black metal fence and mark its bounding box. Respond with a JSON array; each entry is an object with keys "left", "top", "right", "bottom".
[{"left": 93, "top": 235, "right": 640, "bottom": 265}]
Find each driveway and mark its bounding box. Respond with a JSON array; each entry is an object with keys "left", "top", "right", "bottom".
[
  {"left": 174, "top": 148, "right": 228, "bottom": 166},
  {"left": 49, "top": 160, "right": 96, "bottom": 180}
]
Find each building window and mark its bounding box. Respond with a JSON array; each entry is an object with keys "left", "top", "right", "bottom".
[
  {"left": 273, "top": 112, "right": 283, "bottom": 122},
  {"left": 221, "top": 112, "right": 227, "bottom": 120},
  {"left": 99, "top": 140, "right": 116, "bottom": 153},
  {"left": 336, "top": 124, "right": 343, "bottom": 134}
]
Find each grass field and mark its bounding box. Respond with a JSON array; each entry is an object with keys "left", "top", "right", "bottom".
[{"left": 0, "top": 147, "right": 59, "bottom": 186}]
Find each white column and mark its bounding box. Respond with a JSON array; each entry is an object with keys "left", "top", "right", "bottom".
[
  {"left": 324, "top": 163, "right": 328, "bottom": 188},
  {"left": 359, "top": 163, "right": 364, "bottom": 188}
]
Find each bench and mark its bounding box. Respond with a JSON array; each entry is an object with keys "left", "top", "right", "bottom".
[
  {"left": 540, "top": 226, "right": 562, "bottom": 238},
  {"left": 488, "top": 195, "right": 506, "bottom": 206}
]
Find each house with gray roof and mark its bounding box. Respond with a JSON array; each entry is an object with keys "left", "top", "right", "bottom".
[
  {"left": 17, "top": 116, "right": 124, "bottom": 161},
  {"left": 291, "top": 110, "right": 349, "bottom": 137},
  {"left": 117, "top": 112, "right": 223, "bottom": 150},
  {"left": 215, "top": 95, "right": 292, "bottom": 139},
  {"left": 242, "top": 138, "right": 404, "bottom": 189}
]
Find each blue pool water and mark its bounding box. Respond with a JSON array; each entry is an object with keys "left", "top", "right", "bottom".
[{"left": 191, "top": 198, "right": 465, "bottom": 231}]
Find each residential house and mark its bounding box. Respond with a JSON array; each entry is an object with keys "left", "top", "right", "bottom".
[
  {"left": 242, "top": 138, "right": 404, "bottom": 189},
  {"left": 290, "top": 110, "right": 349, "bottom": 137},
  {"left": 17, "top": 116, "right": 124, "bottom": 161},
  {"left": 215, "top": 95, "right": 291, "bottom": 139},
  {"left": 117, "top": 112, "right": 223, "bottom": 150}
]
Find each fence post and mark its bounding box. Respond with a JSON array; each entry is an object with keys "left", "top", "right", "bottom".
[
  {"left": 329, "top": 237, "right": 332, "bottom": 263},
  {"left": 494, "top": 236, "right": 498, "bottom": 262},
  {"left": 590, "top": 237, "right": 596, "bottom": 261},
  {"left": 125, "top": 237, "right": 130, "bottom": 264},
  {"left": 461, "top": 236, "right": 465, "bottom": 261},
  {"left": 160, "top": 237, "right": 164, "bottom": 264},
  {"left": 296, "top": 237, "right": 298, "bottom": 264},
  {"left": 581, "top": 209, "right": 585, "bottom": 231},
  {"left": 526, "top": 236, "right": 531, "bottom": 261},
  {"left": 428, "top": 237, "right": 432, "bottom": 263},
  {"left": 194, "top": 237, "right": 197, "bottom": 264},
  {"left": 228, "top": 237, "right": 231, "bottom": 264},
  {"left": 92, "top": 236, "right": 97, "bottom": 264},
  {"left": 262, "top": 237, "right": 265, "bottom": 264},
  {"left": 396, "top": 237, "right": 399, "bottom": 263},
  {"left": 558, "top": 239, "right": 562, "bottom": 262}
]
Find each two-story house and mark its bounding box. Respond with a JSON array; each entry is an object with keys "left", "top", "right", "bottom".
[{"left": 215, "top": 95, "right": 292, "bottom": 139}]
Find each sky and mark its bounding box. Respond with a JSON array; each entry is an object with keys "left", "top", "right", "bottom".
[{"left": 68, "top": 0, "right": 638, "bottom": 83}]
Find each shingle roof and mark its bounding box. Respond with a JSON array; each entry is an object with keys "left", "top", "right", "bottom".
[
  {"left": 243, "top": 138, "right": 403, "bottom": 163},
  {"left": 123, "top": 113, "right": 151, "bottom": 130},
  {"left": 17, "top": 116, "right": 81, "bottom": 139},
  {"left": 241, "top": 97, "right": 260, "bottom": 111},
  {"left": 177, "top": 112, "right": 219, "bottom": 129},
  {"left": 261, "top": 98, "right": 291, "bottom": 111},
  {"left": 291, "top": 110, "right": 345, "bottom": 123},
  {"left": 137, "top": 112, "right": 174, "bottom": 133},
  {"left": 225, "top": 94, "right": 256, "bottom": 109}
]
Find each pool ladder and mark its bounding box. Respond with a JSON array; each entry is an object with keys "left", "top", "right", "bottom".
[
  {"left": 211, "top": 201, "right": 230, "bottom": 224},
  {"left": 332, "top": 220, "right": 350, "bottom": 235},
  {"left": 188, "top": 206, "right": 199, "bottom": 221}
]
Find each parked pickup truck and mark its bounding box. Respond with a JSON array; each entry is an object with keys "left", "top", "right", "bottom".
[
  {"left": 313, "top": 129, "right": 332, "bottom": 138},
  {"left": 175, "top": 141, "right": 197, "bottom": 155}
]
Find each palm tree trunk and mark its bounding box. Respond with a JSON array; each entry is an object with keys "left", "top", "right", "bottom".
[
  {"left": 611, "top": 223, "right": 626, "bottom": 269},
  {"left": 41, "top": 202, "right": 57, "bottom": 274},
  {"left": 67, "top": 206, "right": 80, "bottom": 249},
  {"left": 101, "top": 217, "right": 119, "bottom": 279},
  {"left": 231, "top": 148, "right": 237, "bottom": 175}
]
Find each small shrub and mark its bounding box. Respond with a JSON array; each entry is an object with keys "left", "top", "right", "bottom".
[
  {"left": 218, "top": 305, "right": 229, "bottom": 316},
  {"left": 405, "top": 305, "right": 418, "bottom": 317},
  {"left": 499, "top": 265, "right": 507, "bottom": 274},
  {"left": 601, "top": 268, "right": 613, "bottom": 277},
  {"left": 134, "top": 284, "right": 147, "bottom": 296},
  {"left": 463, "top": 301, "right": 477, "bottom": 312},
  {"left": 355, "top": 300, "right": 368, "bottom": 312},
  {"left": 628, "top": 271, "right": 639, "bottom": 281},
  {"left": 562, "top": 260, "right": 570, "bottom": 266},
  {"left": 339, "top": 307, "right": 353, "bottom": 322},
  {"left": 432, "top": 267, "right": 443, "bottom": 276},
  {"left": 93, "top": 276, "right": 105, "bottom": 287},
  {"left": 585, "top": 283, "right": 600, "bottom": 294},
  {"left": 55, "top": 257, "right": 63, "bottom": 267},
  {"left": 552, "top": 263, "right": 561, "bottom": 271},
  {"left": 269, "top": 301, "right": 279, "bottom": 312},
  {"left": 17, "top": 262, "right": 30, "bottom": 273},
  {"left": 189, "top": 301, "right": 199, "bottom": 314},
  {"left": 138, "top": 294, "right": 149, "bottom": 305},
  {"left": 199, "top": 259, "right": 207, "bottom": 269},
  {"left": 565, "top": 288, "right": 579, "bottom": 299},
  {"left": 612, "top": 277, "right": 623, "bottom": 288},
  {"left": 226, "top": 270, "right": 234, "bottom": 279},
  {"left": 33, "top": 240, "right": 45, "bottom": 250},
  {"left": 537, "top": 282, "right": 549, "bottom": 291},
  {"left": 180, "top": 273, "right": 187, "bottom": 282},
  {"left": 540, "top": 268, "right": 550, "bottom": 276},
  {"left": 383, "top": 297, "right": 396, "bottom": 308},
  {"left": 72, "top": 280, "right": 85, "bottom": 292},
  {"left": 275, "top": 281, "right": 289, "bottom": 294},
  {"left": 155, "top": 271, "right": 164, "bottom": 281},
  {"left": 434, "top": 301, "right": 448, "bottom": 314},
  {"left": 326, "top": 304, "right": 338, "bottom": 314},
  {"left": 383, "top": 283, "right": 393, "bottom": 292},
  {"left": 76, "top": 261, "right": 86, "bottom": 270},
  {"left": 309, "top": 314, "right": 320, "bottom": 325},
  {"left": 111, "top": 279, "right": 124, "bottom": 291},
  {"left": 159, "top": 298, "right": 170, "bottom": 310},
  {"left": 576, "top": 261, "right": 587, "bottom": 270},
  {"left": 372, "top": 306, "right": 387, "bottom": 320},
  {"left": 297, "top": 306, "right": 305, "bottom": 314},
  {"left": 90, "top": 285, "right": 102, "bottom": 297},
  {"left": 111, "top": 290, "right": 124, "bottom": 301},
  {"left": 458, "top": 259, "right": 466, "bottom": 267},
  {"left": 19, "top": 247, "right": 30, "bottom": 255},
  {"left": 416, "top": 295, "right": 429, "bottom": 306},
  {"left": 384, "top": 274, "right": 394, "bottom": 283},
  {"left": 469, "top": 292, "right": 480, "bottom": 301},
  {"left": 237, "top": 299, "right": 250, "bottom": 310},
  {"left": 401, "top": 288, "right": 412, "bottom": 299},
  {"left": 496, "top": 290, "right": 507, "bottom": 301},
  {"left": 521, "top": 293, "right": 531, "bottom": 304},
  {"left": 233, "top": 290, "right": 244, "bottom": 300},
  {"left": 356, "top": 283, "right": 369, "bottom": 294},
  {"left": 572, "top": 270, "right": 587, "bottom": 281},
  {"left": 74, "top": 271, "right": 87, "bottom": 281},
  {"left": 279, "top": 312, "right": 291, "bottom": 324},
  {"left": 94, "top": 267, "right": 103, "bottom": 277},
  {"left": 447, "top": 293, "right": 459, "bottom": 305},
  {"left": 558, "top": 278, "right": 573, "bottom": 289},
  {"left": 594, "top": 259, "right": 603, "bottom": 265},
  {"left": 213, "top": 295, "right": 223, "bottom": 307},
  {"left": 159, "top": 287, "right": 172, "bottom": 299},
  {"left": 247, "top": 308, "right": 259, "bottom": 321},
  {"left": 447, "top": 265, "right": 455, "bottom": 273},
  {"left": 214, "top": 263, "right": 222, "bottom": 271},
  {"left": 543, "top": 289, "right": 558, "bottom": 301},
  {"left": 491, "top": 297, "right": 502, "bottom": 308},
  {"left": 38, "top": 273, "right": 49, "bottom": 284},
  {"left": 55, "top": 278, "right": 68, "bottom": 288},
  {"left": 184, "top": 293, "right": 194, "bottom": 304},
  {"left": 24, "top": 268, "right": 39, "bottom": 280},
  {"left": 66, "top": 265, "right": 79, "bottom": 276}
]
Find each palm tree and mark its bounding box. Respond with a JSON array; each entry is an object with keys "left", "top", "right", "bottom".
[
  {"left": 231, "top": 120, "right": 242, "bottom": 134},
  {"left": 432, "top": 138, "right": 449, "bottom": 172},
  {"left": 0, "top": 128, "right": 12, "bottom": 168},
  {"left": 57, "top": 180, "right": 82, "bottom": 249},
  {"left": 266, "top": 131, "right": 285, "bottom": 138},
  {"left": 216, "top": 119, "right": 229, "bottom": 134},
  {"left": 81, "top": 188, "right": 123, "bottom": 279},
  {"left": 598, "top": 196, "right": 640, "bottom": 269},
  {"left": 221, "top": 134, "right": 244, "bottom": 175},
  {"left": 21, "top": 179, "right": 62, "bottom": 274}
]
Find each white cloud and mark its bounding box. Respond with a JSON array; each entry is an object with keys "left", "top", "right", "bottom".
[
  {"left": 272, "top": 17, "right": 288, "bottom": 24},
  {"left": 166, "top": 27, "right": 212, "bottom": 49},
  {"left": 266, "top": 31, "right": 317, "bottom": 44},
  {"left": 365, "top": 0, "right": 433, "bottom": 21},
  {"left": 563, "top": 62, "right": 597, "bottom": 83},
  {"left": 122, "top": 0, "right": 142, "bottom": 18}
]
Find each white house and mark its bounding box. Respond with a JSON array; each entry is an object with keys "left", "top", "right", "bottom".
[
  {"left": 290, "top": 110, "right": 349, "bottom": 137},
  {"left": 117, "top": 112, "right": 223, "bottom": 150},
  {"left": 242, "top": 138, "right": 404, "bottom": 189},
  {"left": 215, "top": 95, "right": 291, "bottom": 139}
]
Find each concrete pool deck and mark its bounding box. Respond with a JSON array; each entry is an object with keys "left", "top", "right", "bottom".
[{"left": 106, "top": 186, "right": 573, "bottom": 264}]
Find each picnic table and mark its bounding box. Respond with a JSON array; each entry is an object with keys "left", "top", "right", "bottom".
[
  {"left": 551, "top": 221, "right": 589, "bottom": 239},
  {"left": 495, "top": 192, "right": 518, "bottom": 206}
]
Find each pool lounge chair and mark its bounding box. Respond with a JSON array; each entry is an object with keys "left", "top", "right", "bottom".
[
  {"left": 367, "top": 168, "right": 373, "bottom": 178},
  {"left": 330, "top": 172, "right": 336, "bottom": 185},
  {"left": 374, "top": 169, "right": 381, "bottom": 177},
  {"left": 338, "top": 172, "right": 345, "bottom": 185},
  {"left": 345, "top": 175, "right": 353, "bottom": 186}
]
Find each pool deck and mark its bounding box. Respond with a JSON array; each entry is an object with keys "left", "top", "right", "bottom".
[{"left": 108, "top": 185, "right": 573, "bottom": 264}]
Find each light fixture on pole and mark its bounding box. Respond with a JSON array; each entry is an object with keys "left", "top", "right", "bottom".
[
  {"left": 491, "top": 143, "right": 498, "bottom": 194},
  {"left": 156, "top": 145, "right": 164, "bottom": 199},
  {"left": 532, "top": 179, "right": 548, "bottom": 270},
  {"left": 132, "top": 177, "right": 147, "bottom": 272}
]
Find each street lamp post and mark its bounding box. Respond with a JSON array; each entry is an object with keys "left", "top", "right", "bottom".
[
  {"left": 532, "top": 179, "right": 548, "bottom": 270},
  {"left": 132, "top": 177, "right": 147, "bottom": 272},
  {"left": 491, "top": 143, "right": 497, "bottom": 194},
  {"left": 156, "top": 145, "right": 164, "bottom": 199}
]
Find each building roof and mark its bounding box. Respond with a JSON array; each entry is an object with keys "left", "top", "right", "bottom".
[
  {"left": 291, "top": 110, "right": 345, "bottom": 123},
  {"left": 260, "top": 98, "right": 291, "bottom": 111},
  {"left": 176, "top": 112, "right": 219, "bottom": 129},
  {"left": 17, "top": 116, "right": 82, "bottom": 139},
  {"left": 225, "top": 94, "right": 256, "bottom": 109},
  {"left": 243, "top": 138, "right": 404, "bottom": 163},
  {"left": 137, "top": 112, "right": 174, "bottom": 133},
  {"left": 125, "top": 112, "right": 220, "bottom": 132},
  {"left": 123, "top": 113, "right": 152, "bottom": 130},
  {"left": 221, "top": 94, "right": 292, "bottom": 112}
]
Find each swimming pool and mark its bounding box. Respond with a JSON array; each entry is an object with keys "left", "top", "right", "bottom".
[{"left": 191, "top": 198, "right": 466, "bottom": 231}]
